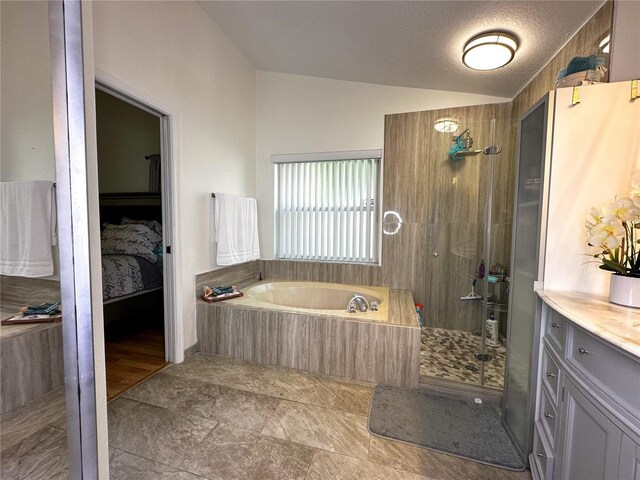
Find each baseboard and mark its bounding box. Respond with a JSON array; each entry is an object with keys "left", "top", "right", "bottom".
[
  {"left": 419, "top": 375, "right": 503, "bottom": 407},
  {"left": 183, "top": 341, "right": 199, "bottom": 359}
]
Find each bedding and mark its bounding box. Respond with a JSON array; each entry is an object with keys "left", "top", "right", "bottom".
[
  {"left": 121, "top": 217, "right": 163, "bottom": 235},
  {"left": 102, "top": 254, "right": 163, "bottom": 301},
  {"left": 101, "top": 224, "right": 162, "bottom": 263}
]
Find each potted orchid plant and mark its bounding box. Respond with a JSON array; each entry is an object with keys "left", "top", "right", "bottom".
[{"left": 587, "top": 172, "right": 640, "bottom": 307}]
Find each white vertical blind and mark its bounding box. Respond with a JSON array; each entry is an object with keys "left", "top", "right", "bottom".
[{"left": 274, "top": 156, "right": 380, "bottom": 263}]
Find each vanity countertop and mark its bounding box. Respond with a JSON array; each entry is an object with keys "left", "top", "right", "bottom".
[{"left": 539, "top": 290, "right": 640, "bottom": 359}]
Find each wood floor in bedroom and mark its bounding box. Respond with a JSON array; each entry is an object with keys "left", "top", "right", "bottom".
[{"left": 105, "top": 326, "right": 169, "bottom": 402}]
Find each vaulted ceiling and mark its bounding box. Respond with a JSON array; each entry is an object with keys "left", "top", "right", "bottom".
[{"left": 198, "top": 0, "right": 606, "bottom": 97}]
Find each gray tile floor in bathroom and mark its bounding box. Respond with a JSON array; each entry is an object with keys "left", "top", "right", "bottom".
[
  {"left": 421, "top": 327, "right": 506, "bottom": 389},
  {"left": 1, "top": 353, "right": 529, "bottom": 479}
]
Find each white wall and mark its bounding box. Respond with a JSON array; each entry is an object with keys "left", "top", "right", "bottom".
[
  {"left": 0, "top": 1, "right": 55, "bottom": 182},
  {"left": 92, "top": 1, "right": 256, "bottom": 349},
  {"left": 95, "top": 90, "right": 160, "bottom": 193},
  {"left": 0, "top": 1, "right": 60, "bottom": 280},
  {"left": 255, "top": 71, "right": 510, "bottom": 258}
]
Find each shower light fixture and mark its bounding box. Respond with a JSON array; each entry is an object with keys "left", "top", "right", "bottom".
[
  {"left": 462, "top": 32, "right": 518, "bottom": 71},
  {"left": 433, "top": 117, "right": 460, "bottom": 133}
]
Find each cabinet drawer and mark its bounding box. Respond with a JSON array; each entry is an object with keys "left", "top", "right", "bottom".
[
  {"left": 541, "top": 347, "right": 561, "bottom": 404},
  {"left": 568, "top": 325, "right": 640, "bottom": 414},
  {"left": 532, "top": 424, "right": 554, "bottom": 480},
  {"left": 545, "top": 309, "right": 566, "bottom": 353},
  {"left": 539, "top": 386, "right": 558, "bottom": 447}
]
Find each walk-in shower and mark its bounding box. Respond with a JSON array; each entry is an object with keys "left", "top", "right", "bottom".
[{"left": 420, "top": 117, "right": 510, "bottom": 391}]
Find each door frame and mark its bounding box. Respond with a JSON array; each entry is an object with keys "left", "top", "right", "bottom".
[
  {"left": 49, "top": 0, "right": 102, "bottom": 476},
  {"left": 94, "top": 79, "right": 182, "bottom": 363}
]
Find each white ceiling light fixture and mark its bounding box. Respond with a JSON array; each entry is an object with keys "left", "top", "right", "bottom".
[
  {"left": 433, "top": 118, "right": 460, "bottom": 133},
  {"left": 463, "top": 32, "right": 518, "bottom": 71}
]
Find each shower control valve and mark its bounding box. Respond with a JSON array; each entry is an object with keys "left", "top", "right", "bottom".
[{"left": 370, "top": 300, "right": 379, "bottom": 311}]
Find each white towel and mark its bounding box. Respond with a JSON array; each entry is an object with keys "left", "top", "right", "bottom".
[
  {"left": 0, "top": 181, "right": 57, "bottom": 277},
  {"left": 214, "top": 193, "right": 260, "bottom": 266}
]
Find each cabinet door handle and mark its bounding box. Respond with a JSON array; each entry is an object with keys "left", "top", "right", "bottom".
[
  {"left": 544, "top": 413, "right": 555, "bottom": 419},
  {"left": 578, "top": 347, "right": 590, "bottom": 355},
  {"left": 552, "top": 322, "right": 561, "bottom": 328},
  {"left": 546, "top": 372, "right": 556, "bottom": 378}
]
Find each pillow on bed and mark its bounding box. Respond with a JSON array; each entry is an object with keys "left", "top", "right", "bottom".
[
  {"left": 121, "top": 217, "right": 162, "bottom": 235},
  {"left": 101, "top": 224, "right": 162, "bottom": 263}
]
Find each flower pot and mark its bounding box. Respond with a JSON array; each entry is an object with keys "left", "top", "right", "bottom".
[{"left": 609, "top": 274, "right": 640, "bottom": 309}]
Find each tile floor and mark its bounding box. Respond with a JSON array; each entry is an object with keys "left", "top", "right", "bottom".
[
  {"left": 1, "top": 353, "right": 529, "bottom": 479},
  {"left": 421, "top": 327, "right": 506, "bottom": 389}
]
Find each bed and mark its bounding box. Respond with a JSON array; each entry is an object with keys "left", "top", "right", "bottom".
[{"left": 99, "top": 193, "right": 164, "bottom": 324}]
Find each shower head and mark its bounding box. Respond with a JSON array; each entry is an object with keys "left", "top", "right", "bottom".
[{"left": 483, "top": 145, "right": 502, "bottom": 155}]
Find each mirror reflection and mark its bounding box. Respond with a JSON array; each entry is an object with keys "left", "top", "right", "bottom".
[{"left": 0, "top": 1, "right": 68, "bottom": 477}]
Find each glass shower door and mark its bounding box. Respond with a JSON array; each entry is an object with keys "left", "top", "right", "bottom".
[
  {"left": 503, "top": 95, "right": 551, "bottom": 461},
  {"left": 423, "top": 117, "right": 499, "bottom": 388}
]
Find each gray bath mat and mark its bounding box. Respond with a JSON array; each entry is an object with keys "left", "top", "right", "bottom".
[{"left": 368, "top": 385, "right": 525, "bottom": 471}]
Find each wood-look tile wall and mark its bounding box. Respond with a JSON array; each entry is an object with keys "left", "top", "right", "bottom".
[
  {"left": 195, "top": 261, "right": 261, "bottom": 299},
  {"left": 0, "top": 324, "right": 64, "bottom": 414},
  {"left": 0, "top": 275, "right": 61, "bottom": 312},
  {"left": 0, "top": 275, "right": 64, "bottom": 414}
]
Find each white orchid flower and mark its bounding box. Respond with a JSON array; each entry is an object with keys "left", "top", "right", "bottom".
[
  {"left": 605, "top": 197, "right": 640, "bottom": 222},
  {"left": 585, "top": 207, "right": 603, "bottom": 230},
  {"left": 588, "top": 214, "right": 625, "bottom": 249}
]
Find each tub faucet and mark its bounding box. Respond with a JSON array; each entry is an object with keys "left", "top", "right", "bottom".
[{"left": 348, "top": 294, "right": 369, "bottom": 312}]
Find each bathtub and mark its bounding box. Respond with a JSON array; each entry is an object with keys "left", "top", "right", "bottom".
[
  {"left": 231, "top": 281, "right": 391, "bottom": 323},
  {"left": 196, "top": 279, "right": 420, "bottom": 387}
]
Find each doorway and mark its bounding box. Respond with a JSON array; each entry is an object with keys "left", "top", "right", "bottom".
[{"left": 94, "top": 83, "right": 175, "bottom": 400}]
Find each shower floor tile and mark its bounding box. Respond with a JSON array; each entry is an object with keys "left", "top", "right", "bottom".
[{"left": 420, "top": 327, "right": 505, "bottom": 390}]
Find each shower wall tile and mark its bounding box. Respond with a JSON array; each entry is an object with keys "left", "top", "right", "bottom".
[
  {"left": 383, "top": 111, "right": 432, "bottom": 224},
  {"left": 492, "top": 104, "right": 516, "bottom": 226},
  {"left": 381, "top": 222, "right": 427, "bottom": 302},
  {"left": 424, "top": 222, "right": 485, "bottom": 332}
]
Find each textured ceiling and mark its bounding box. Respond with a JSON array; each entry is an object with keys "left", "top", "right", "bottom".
[{"left": 198, "top": 0, "right": 606, "bottom": 98}]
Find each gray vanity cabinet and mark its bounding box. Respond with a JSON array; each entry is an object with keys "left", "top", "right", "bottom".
[
  {"left": 556, "top": 379, "right": 624, "bottom": 480},
  {"left": 531, "top": 300, "right": 640, "bottom": 480},
  {"left": 619, "top": 436, "right": 640, "bottom": 480}
]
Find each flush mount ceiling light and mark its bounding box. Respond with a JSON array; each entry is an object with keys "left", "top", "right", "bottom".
[
  {"left": 462, "top": 32, "right": 518, "bottom": 71},
  {"left": 433, "top": 117, "right": 460, "bottom": 133}
]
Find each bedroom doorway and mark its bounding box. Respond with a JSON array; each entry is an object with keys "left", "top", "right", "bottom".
[{"left": 94, "top": 83, "right": 175, "bottom": 401}]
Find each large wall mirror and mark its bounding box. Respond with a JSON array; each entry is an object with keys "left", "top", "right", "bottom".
[{"left": 1, "top": 1, "right": 103, "bottom": 477}]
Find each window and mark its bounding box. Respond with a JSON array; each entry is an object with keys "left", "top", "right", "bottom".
[{"left": 273, "top": 150, "right": 381, "bottom": 264}]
